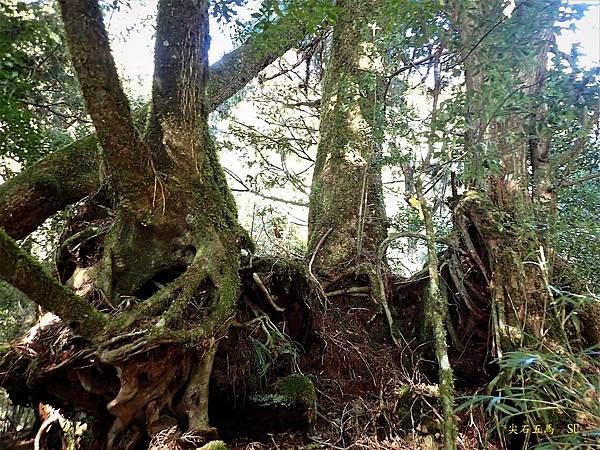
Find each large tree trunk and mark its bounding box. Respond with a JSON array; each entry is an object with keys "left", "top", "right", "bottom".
[
  {"left": 302, "top": 1, "right": 403, "bottom": 430},
  {"left": 449, "top": 0, "right": 593, "bottom": 356},
  {"left": 0, "top": 10, "right": 307, "bottom": 241},
  {"left": 64, "top": 0, "right": 248, "bottom": 446},
  {"left": 1, "top": 0, "right": 254, "bottom": 447},
  {"left": 307, "top": 0, "right": 387, "bottom": 280}
]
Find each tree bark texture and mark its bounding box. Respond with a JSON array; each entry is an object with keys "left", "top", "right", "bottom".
[
  {"left": 307, "top": 0, "right": 387, "bottom": 275},
  {"left": 1, "top": 0, "right": 251, "bottom": 447},
  {"left": 453, "top": 0, "right": 576, "bottom": 353},
  {"left": 58, "top": 0, "right": 153, "bottom": 206}
]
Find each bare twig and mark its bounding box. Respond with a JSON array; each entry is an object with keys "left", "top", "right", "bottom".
[
  {"left": 308, "top": 228, "right": 332, "bottom": 305},
  {"left": 556, "top": 171, "right": 600, "bottom": 189},
  {"left": 252, "top": 272, "right": 285, "bottom": 312}
]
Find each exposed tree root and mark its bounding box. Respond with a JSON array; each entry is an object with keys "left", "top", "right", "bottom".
[
  {"left": 5, "top": 190, "right": 596, "bottom": 448},
  {"left": 392, "top": 190, "right": 597, "bottom": 387},
  {"left": 0, "top": 249, "right": 314, "bottom": 449}
]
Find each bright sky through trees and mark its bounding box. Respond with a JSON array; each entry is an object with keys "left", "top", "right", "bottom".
[
  {"left": 557, "top": 0, "right": 599, "bottom": 67},
  {"left": 107, "top": 0, "right": 599, "bottom": 97},
  {"left": 107, "top": 0, "right": 250, "bottom": 95}
]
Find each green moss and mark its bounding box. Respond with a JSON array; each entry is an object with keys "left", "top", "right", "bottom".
[
  {"left": 250, "top": 393, "right": 291, "bottom": 407},
  {"left": 275, "top": 374, "right": 316, "bottom": 410},
  {"left": 197, "top": 441, "right": 229, "bottom": 450},
  {"left": 250, "top": 374, "right": 317, "bottom": 423},
  {"left": 0, "top": 227, "right": 106, "bottom": 338}
]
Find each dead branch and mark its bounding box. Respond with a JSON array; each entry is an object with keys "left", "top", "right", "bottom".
[
  {"left": 325, "top": 286, "right": 371, "bottom": 297},
  {"left": 253, "top": 272, "right": 286, "bottom": 312}
]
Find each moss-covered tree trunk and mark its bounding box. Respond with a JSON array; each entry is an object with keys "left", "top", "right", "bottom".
[
  {"left": 302, "top": 2, "right": 410, "bottom": 424},
  {"left": 0, "top": 10, "right": 307, "bottom": 241},
  {"left": 1, "top": 0, "right": 251, "bottom": 448},
  {"left": 415, "top": 177, "right": 457, "bottom": 450},
  {"left": 307, "top": 0, "right": 387, "bottom": 281}
]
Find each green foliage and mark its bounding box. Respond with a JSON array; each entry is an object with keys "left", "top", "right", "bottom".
[
  {"left": 211, "top": 0, "right": 248, "bottom": 24},
  {"left": 226, "top": 0, "right": 337, "bottom": 59},
  {"left": 555, "top": 183, "right": 600, "bottom": 290},
  {"left": 545, "top": 50, "right": 600, "bottom": 289},
  {"left": 250, "top": 321, "right": 301, "bottom": 378},
  {"left": 248, "top": 0, "right": 338, "bottom": 35},
  {"left": 0, "top": 0, "right": 86, "bottom": 176},
  {"left": 0, "top": 280, "right": 35, "bottom": 343},
  {"left": 197, "top": 441, "right": 230, "bottom": 450},
  {"left": 251, "top": 336, "right": 272, "bottom": 377},
  {"left": 458, "top": 346, "right": 600, "bottom": 448},
  {"left": 250, "top": 374, "right": 316, "bottom": 412}
]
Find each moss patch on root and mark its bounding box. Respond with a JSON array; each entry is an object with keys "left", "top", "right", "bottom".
[
  {"left": 197, "top": 441, "right": 229, "bottom": 450},
  {"left": 249, "top": 374, "right": 317, "bottom": 424}
]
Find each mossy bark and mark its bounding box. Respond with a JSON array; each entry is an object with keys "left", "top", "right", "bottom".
[
  {"left": 0, "top": 0, "right": 251, "bottom": 447},
  {"left": 58, "top": 0, "right": 153, "bottom": 205},
  {"left": 0, "top": 227, "right": 106, "bottom": 338},
  {"left": 416, "top": 179, "right": 457, "bottom": 450},
  {"left": 454, "top": 1, "right": 566, "bottom": 353},
  {"left": 307, "top": 0, "right": 387, "bottom": 275},
  {"left": 0, "top": 16, "right": 306, "bottom": 241},
  {"left": 454, "top": 191, "right": 561, "bottom": 353},
  {"left": 0, "top": 134, "right": 99, "bottom": 240},
  {"left": 92, "top": 1, "right": 249, "bottom": 444}
]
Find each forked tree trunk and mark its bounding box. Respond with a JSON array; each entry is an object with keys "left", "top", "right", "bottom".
[
  {"left": 0, "top": 8, "right": 307, "bottom": 241},
  {"left": 2, "top": 0, "right": 249, "bottom": 448}
]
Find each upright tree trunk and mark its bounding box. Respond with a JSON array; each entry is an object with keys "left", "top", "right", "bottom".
[
  {"left": 454, "top": 0, "right": 565, "bottom": 354},
  {"left": 307, "top": 0, "right": 387, "bottom": 280}
]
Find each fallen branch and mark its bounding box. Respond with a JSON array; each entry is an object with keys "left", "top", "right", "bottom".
[{"left": 325, "top": 286, "right": 371, "bottom": 297}]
